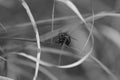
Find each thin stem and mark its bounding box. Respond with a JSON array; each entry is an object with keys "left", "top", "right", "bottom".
[{"left": 20, "top": 0, "right": 42, "bottom": 80}]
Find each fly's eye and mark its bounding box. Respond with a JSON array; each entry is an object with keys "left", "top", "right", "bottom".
[{"left": 55, "top": 32, "right": 71, "bottom": 46}]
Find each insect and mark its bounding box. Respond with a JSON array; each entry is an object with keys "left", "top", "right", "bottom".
[{"left": 55, "top": 32, "right": 71, "bottom": 46}]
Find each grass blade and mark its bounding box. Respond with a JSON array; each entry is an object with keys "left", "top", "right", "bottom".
[
  {"left": 57, "top": 0, "right": 87, "bottom": 24},
  {"left": 0, "top": 76, "right": 14, "bottom": 80},
  {"left": 19, "top": 0, "right": 42, "bottom": 80}
]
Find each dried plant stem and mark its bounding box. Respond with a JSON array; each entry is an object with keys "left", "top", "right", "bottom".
[
  {"left": 20, "top": 0, "right": 42, "bottom": 80},
  {"left": 53, "top": 0, "right": 94, "bottom": 68},
  {"left": 81, "top": 2, "right": 95, "bottom": 55},
  {"left": 51, "top": 0, "right": 55, "bottom": 44},
  {"left": 16, "top": 15, "right": 77, "bottom": 27},
  {"left": 0, "top": 76, "right": 14, "bottom": 80},
  {"left": 51, "top": 0, "right": 55, "bottom": 33},
  {"left": 57, "top": 0, "right": 87, "bottom": 24}
]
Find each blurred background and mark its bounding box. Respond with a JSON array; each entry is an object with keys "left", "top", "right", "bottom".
[{"left": 0, "top": 0, "right": 120, "bottom": 80}]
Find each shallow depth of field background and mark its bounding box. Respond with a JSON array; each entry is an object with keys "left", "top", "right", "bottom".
[{"left": 0, "top": 0, "right": 120, "bottom": 80}]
